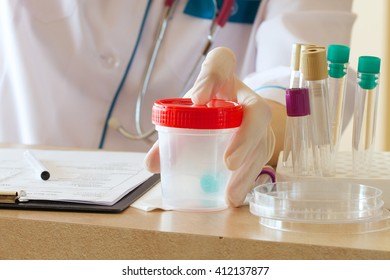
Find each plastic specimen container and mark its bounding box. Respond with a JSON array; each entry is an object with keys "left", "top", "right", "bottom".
[{"left": 152, "top": 98, "right": 243, "bottom": 212}]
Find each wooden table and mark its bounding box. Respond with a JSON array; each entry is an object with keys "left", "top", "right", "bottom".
[{"left": 1, "top": 205, "right": 389, "bottom": 260}]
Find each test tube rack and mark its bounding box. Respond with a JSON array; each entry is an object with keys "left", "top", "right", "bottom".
[{"left": 276, "top": 151, "right": 390, "bottom": 209}]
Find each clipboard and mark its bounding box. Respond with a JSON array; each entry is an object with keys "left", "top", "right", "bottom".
[{"left": 0, "top": 174, "right": 160, "bottom": 213}]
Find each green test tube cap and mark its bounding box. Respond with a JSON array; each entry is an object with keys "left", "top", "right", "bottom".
[
  {"left": 327, "top": 44, "right": 350, "bottom": 78},
  {"left": 358, "top": 56, "right": 381, "bottom": 90}
]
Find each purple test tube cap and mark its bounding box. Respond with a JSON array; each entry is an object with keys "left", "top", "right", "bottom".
[{"left": 285, "top": 88, "right": 310, "bottom": 117}]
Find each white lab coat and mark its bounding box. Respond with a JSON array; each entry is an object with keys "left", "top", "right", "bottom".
[{"left": 0, "top": 0, "right": 355, "bottom": 152}]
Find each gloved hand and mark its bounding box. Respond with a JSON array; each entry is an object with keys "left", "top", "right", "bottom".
[{"left": 144, "top": 47, "right": 275, "bottom": 207}]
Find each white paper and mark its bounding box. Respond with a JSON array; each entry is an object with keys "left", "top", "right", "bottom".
[
  {"left": 0, "top": 148, "right": 153, "bottom": 205},
  {"left": 131, "top": 182, "right": 173, "bottom": 211}
]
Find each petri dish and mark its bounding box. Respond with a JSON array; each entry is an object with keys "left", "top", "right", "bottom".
[{"left": 249, "top": 181, "right": 390, "bottom": 233}]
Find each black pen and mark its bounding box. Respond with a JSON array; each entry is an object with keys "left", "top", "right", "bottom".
[{"left": 24, "top": 150, "right": 51, "bottom": 181}]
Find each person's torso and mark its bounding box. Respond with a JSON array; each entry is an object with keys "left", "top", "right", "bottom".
[{"left": 0, "top": 0, "right": 260, "bottom": 151}]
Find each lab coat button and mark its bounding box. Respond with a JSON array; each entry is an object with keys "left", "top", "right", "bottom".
[{"left": 101, "top": 54, "right": 120, "bottom": 69}]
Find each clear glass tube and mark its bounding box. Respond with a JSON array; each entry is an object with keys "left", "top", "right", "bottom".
[
  {"left": 306, "top": 79, "right": 335, "bottom": 176},
  {"left": 282, "top": 117, "right": 292, "bottom": 167},
  {"left": 352, "top": 73, "right": 380, "bottom": 176},
  {"left": 290, "top": 115, "right": 312, "bottom": 176},
  {"left": 299, "top": 75, "right": 306, "bottom": 88},
  {"left": 290, "top": 70, "right": 301, "bottom": 88},
  {"left": 283, "top": 70, "right": 302, "bottom": 167},
  {"left": 328, "top": 64, "right": 348, "bottom": 153}
]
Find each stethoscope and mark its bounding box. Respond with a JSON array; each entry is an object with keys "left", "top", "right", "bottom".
[{"left": 98, "top": 0, "right": 235, "bottom": 149}]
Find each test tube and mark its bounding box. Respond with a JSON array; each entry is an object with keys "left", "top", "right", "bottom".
[
  {"left": 301, "top": 47, "right": 335, "bottom": 176},
  {"left": 352, "top": 56, "right": 381, "bottom": 176},
  {"left": 283, "top": 43, "right": 301, "bottom": 167},
  {"left": 283, "top": 43, "right": 315, "bottom": 167},
  {"left": 327, "top": 44, "right": 350, "bottom": 153},
  {"left": 285, "top": 88, "right": 312, "bottom": 176}
]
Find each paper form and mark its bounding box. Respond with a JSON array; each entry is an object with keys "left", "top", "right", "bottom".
[{"left": 0, "top": 148, "right": 153, "bottom": 206}]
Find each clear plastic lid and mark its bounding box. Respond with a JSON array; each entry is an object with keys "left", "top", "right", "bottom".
[{"left": 249, "top": 181, "right": 390, "bottom": 233}]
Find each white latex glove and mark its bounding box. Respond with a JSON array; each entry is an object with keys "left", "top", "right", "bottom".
[{"left": 144, "top": 47, "right": 275, "bottom": 207}]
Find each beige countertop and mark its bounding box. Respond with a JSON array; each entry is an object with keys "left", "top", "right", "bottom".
[{"left": 1, "top": 205, "right": 390, "bottom": 260}]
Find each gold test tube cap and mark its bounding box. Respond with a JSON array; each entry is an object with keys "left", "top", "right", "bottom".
[
  {"left": 291, "top": 43, "right": 316, "bottom": 71},
  {"left": 300, "top": 47, "right": 328, "bottom": 81},
  {"left": 299, "top": 45, "right": 324, "bottom": 72}
]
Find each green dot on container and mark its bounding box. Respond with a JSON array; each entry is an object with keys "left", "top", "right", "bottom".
[{"left": 200, "top": 174, "right": 220, "bottom": 193}]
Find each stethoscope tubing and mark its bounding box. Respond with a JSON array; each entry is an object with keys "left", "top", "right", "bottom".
[
  {"left": 100, "top": 0, "right": 235, "bottom": 148},
  {"left": 135, "top": 0, "right": 179, "bottom": 136},
  {"left": 98, "top": 0, "right": 154, "bottom": 149}
]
